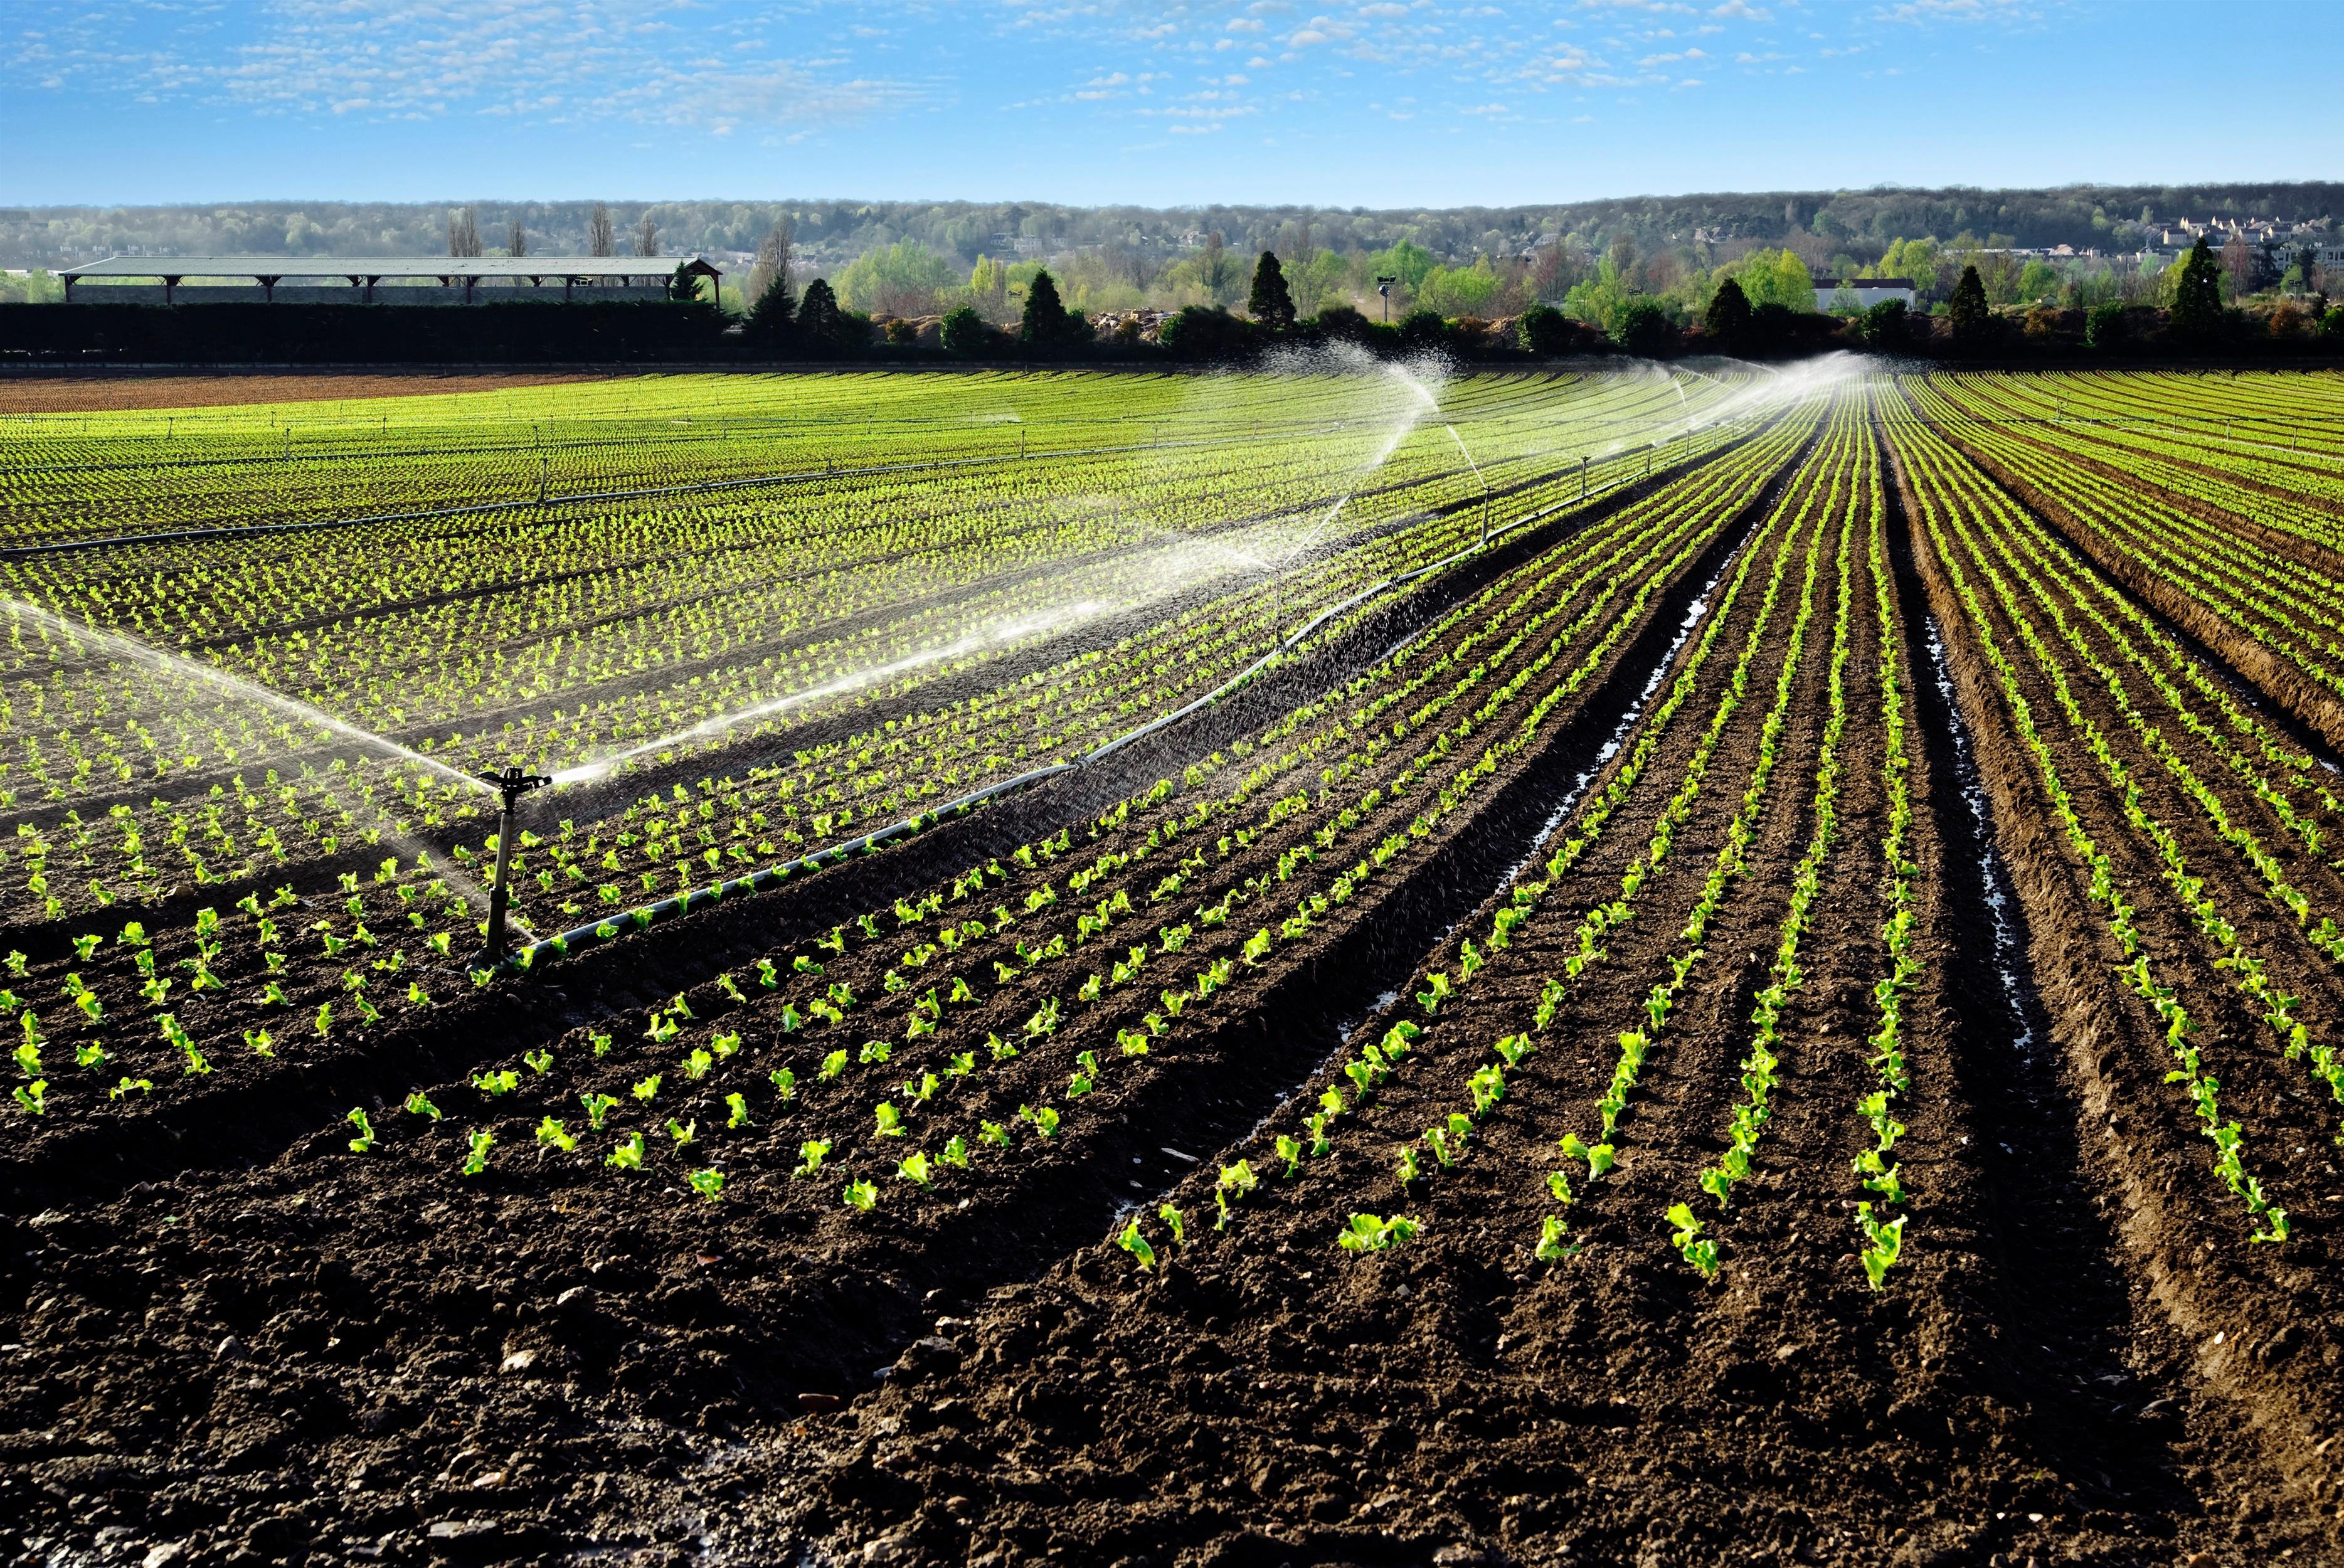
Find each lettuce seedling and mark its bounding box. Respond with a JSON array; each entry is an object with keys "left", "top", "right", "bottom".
[
  {"left": 75, "top": 1041, "right": 108, "bottom": 1071},
  {"left": 1547, "top": 1169, "right": 1574, "bottom": 1205},
  {"left": 1336, "top": 1213, "right": 1420, "bottom": 1253},
  {"left": 818, "top": 1049, "right": 847, "bottom": 1080},
  {"left": 109, "top": 1076, "right": 152, "bottom": 1101},
  {"left": 1396, "top": 1145, "right": 1423, "bottom": 1184},
  {"left": 607, "top": 1131, "right": 645, "bottom": 1169},
  {"left": 769, "top": 1066, "right": 797, "bottom": 1103},
  {"left": 1116, "top": 1219, "right": 1157, "bottom": 1270},
  {"left": 1022, "top": 1104, "right": 1062, "bottom": 1138},
  {"left": 898, "top": 1150, "right": 935, "bottom": 1187},
  {"left": 261, "top": 981, "right": 290, "bottom": 1007},
  {"left": 1424, "top": 1125, "right": 1458, "bottom": 1168},
  {"left": 536, "top": 1116, "right": 578, "bottom": 1152},
  {"left": 874, "top": 1102, "right": 904, "bottom": 1138},
  {"left": 1276, "top": 1134, "right": 1303, "bottom": 1177},
  {"left": 1, "top": 951, "right": 22, "bottom": 978},
  {"left": 1558, "top": 1132, "right": 1615, "bottom": 1179},
  {"left": 72, "top": 935, "right": 100, "bottom": 962},
  {"left": 1535, "top": 1215, "right": 1576, "bottom": 1262},
  {"left": 522, "top": 1048, "right": 553, "bottom": 1075},
  {"left": 313, "top": 1002, "right": 332, "bottom": 1039},
  {"left": 725, "top": 1092, "right": 751, "bottom": 1128},
  {"left": 1665, "top": 1202, "right": 1718, "bottom": 1280},
  {"left": 13, "top": 1079, "right": 46, "bottom": 1116},
  {"left": 689, "top": 1167, "right": 726, "bottom": 1203},
  {"left": 711, "top": 1032, "right": 742, "bottom": 1059},
  {"left": 472, "top": 1069, "right": 519, "bottom": 1098},
  {"left": 461, "top": 1128, "right": 495, "bottom": 1176},
  {"left": 942, "top": 1135, "right": 972, "bottom": 1168},
  {"left": 842, "top": 1179, "right": 879, "bottom": 1211},
  {"left": 346, "top": 1108, "right": 376, "bottom": 1152},
  {"left": 667, "top": 1118, "right": 696, "bottom": 1148},
  {"left": 11, "top": 1039, "right": 39, "bottom": 1079},
  {"left": 980, "top": 1120, "right": 1012, "bottom": 1149},
  {"left": 792, "top": 1138, "right": 832, "bottom": 1177},
  {"left": 682, "top": 1049, "right": 714, "bottom": 1081},
  {"left": 632, "top": 1074, "right": 662, "bottom": 1102},
  {"left": 988, "top": 1033, "right": 1019, "bottom": 1061},
  {"left": 579, "top": 1091, "right": 616, "bottom": 1130},
  {"left": 1493, "top": 1034, "right": 1535, "bottom": 1069},
  {"left": 590, "top": 1030, "right": 612, "bottom": 1055},
  {"left": 857, "top": 1039, "right": 893, "bottom": 1066},
  {"left": 1159, "top": 1204, "right": 1187, "bottom": 1246},
  {"left": 1855, "top": 1202, "right": 1905, "bottom": 1290},
  {"left": 904, "top": 1071, "right": 940, "bottom": 1104},
  {"left": 756, "top": 958, "right": 779, "bottom": 988},
  {"left": 716, "top": 973, "right": 747, "bottom": 1004},
  {"left": 1212, "top": 1160, "right": 1257, "bottom": 1229}
]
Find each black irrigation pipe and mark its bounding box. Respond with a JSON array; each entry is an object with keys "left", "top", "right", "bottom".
[{"left": 486, "top": 420, "right": 1751, "bottom": 977}]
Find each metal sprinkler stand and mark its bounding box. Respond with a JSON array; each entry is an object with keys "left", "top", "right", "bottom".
[{"left": 476, "top": 765, "right": 552, "bottom": 963}]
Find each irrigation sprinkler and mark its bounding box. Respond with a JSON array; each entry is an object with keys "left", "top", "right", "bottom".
[
  {"left": 1580, "top": 455, "right": 1589, "bottom": 501},
  {"left": 1376, "top": 276, "right": 1399, "bottom": 324},
  {"left": 476, "top": 765, "right": 553, "bottom": 962},
  {"left": 538, "top": 457, "right": 549, "bottom": 504}
]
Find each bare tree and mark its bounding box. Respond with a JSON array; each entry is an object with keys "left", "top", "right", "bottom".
[
  {"left": 588, "top": 203, "right": 615, "bottom": 258},
  {"left": 634, "top": 213, "right": 659, "bottom": 259},
  {"left": 447, "top": 206, "right": 482, "bottom": 258},
  {"left": 746, "top": 216, "right": 793, "bottom": 305},
  {"left": 508, "top": 218, "right": 526, "bottom": 258}
]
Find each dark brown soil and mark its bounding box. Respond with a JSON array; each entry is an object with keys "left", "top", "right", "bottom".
[{"left": 6, "top": 408, "right": 2344, "bottom": 1568}]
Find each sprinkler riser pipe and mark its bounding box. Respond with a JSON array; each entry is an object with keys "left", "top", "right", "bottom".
[{"left": 485, "top": 805, "right": 518, "bottom": 957}]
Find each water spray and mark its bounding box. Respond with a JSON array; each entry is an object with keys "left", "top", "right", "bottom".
[{"left": 477, "top": 765, "right": 552, "bottom": 961}]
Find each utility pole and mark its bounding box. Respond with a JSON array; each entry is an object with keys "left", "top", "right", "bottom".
[
  {"left": 475, "top": 766, "right": 551, "bottom": 964},
  {"left": 1376, "top": 276, "right": 1398, "bottom": 325}
]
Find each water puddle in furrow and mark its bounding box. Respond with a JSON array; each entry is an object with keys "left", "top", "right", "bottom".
[{"left": 1925, "top": 613, "right": 2037, "bottom": 1069}]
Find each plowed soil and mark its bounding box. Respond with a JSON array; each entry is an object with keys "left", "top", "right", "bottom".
[{"left": 6, "top": 407, "right": 2344, "bottom": 1568}]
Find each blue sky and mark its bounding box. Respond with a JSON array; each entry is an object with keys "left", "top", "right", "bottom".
[{"left": 4, "top": 1, "right": 2333, "bottom": 208}]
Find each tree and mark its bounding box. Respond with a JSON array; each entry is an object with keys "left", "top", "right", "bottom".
[
  {"left": 1613, "top": 299, "right": 1674, "bottom": 358},
  {"left": 634, "top": 213, "right": 660, "bottom": 259},
  {"left": 1858, "top": 298, "right": 1908, "bottom": 350},
  {"left": 941, "top": 306, "right": 989, "bottom": 356},
  {"left": 2168, "top": 236, "right": 2226, "bottom": 339},
  {"left": 1519, "top": 304, "right": 1574, "bottom": 356},
  {"left": 746, "top": 219, "right": 793, "bottom": 310},
  {"left": 667, "top": 262, "right": 704, "bottom": 304},
  {"left": 2084, "top": 300, "right": 2128, "bottom": 351},
  {"left": 795, "top": 277, "right": 849, "bottom": 355},
  {"left": 1948, "top": 263, "right": 1991, "bottom": 341},
  {"left": 588, "top": 203, "right": 615, "bottom": 258},
  {"left": 745, "top": 262, "right": 797, "bottom": 351},
  {"left": 508, "top": 219, "right": 527, "bottom": 258},
  {"left": 1248, "top": 251, "right": 1297, "bottom": 332},
  {"left": 1702, "top": 277, "right": 1752, "bottom": 349},
  {"left": 447, "top": 206, "right": 482, "bottom": 258},
  {"left": 1019, "top": 268, "right": 1086, "bottom": 354}
]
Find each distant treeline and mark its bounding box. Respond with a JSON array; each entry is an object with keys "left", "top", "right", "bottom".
[{"left": 4, "top": 259, "right": 2338, "bottom": 366}]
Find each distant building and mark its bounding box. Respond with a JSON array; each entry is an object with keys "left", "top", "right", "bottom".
[
  {"left": 53, "top": 253, "right": 721, "bottom": 305},
  {"left": 1811, "top": 277, "right": 1917, "bottom": 310}
]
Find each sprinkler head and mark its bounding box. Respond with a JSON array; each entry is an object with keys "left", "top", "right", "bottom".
[{"left": 477, "top": 766, "right": 553, "bottom": 814}]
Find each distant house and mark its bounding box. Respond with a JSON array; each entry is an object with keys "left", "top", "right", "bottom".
[{"left": 1811, "top": 277, "right": 1917, "bottom": 311}]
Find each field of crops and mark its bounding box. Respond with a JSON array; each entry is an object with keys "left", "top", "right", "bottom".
[{"left": 4, "top": 363, "right": 2344, "bottom": 1568}]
